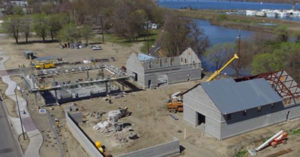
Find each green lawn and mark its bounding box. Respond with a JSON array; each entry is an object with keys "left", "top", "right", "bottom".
[
  {"left": 288, "top": 129, "right": 300, "bottom": 135},
  {"left": 140, "top": 30, "right": 159, "bottom": 54},
  {"left": 104, "top": 30, "right": 160, "bottom": 49},
  {"left": 234, "top": 150, "right": 248, "bottom": 157},
  {"left": 104, "top": 33, "right": 134, "bottom": 47}
]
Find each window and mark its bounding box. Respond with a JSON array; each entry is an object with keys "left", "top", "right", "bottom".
[
  {"left": 226, "top": 114, "right": 231, "bottom": 120},
  {"left": 257, "top": 106, "right": 262, "bottom": 112},
  {"left": 148, "top": 62, "right": 152, "bottom": 68},
  {"left": 180, "top": 58, "right": 183, "bottom": 62},
  {"left": 243, "top": 110, "right": 247, "bottom": 116},
  {"left": 271, "top": 103, "right": 275, "bottom": 109},
  {"left": 184, "top": 58, "right": 187, "bottom": 64}
]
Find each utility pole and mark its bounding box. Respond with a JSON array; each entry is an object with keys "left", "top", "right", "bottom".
[
  {"left": 100, "top": 16, "right": 105, "bottom": 44},
  {"left": 235, "top": 31, "right": 241, "bottom": 78},
  {"left": 15, "top": 87, "right": 25, "bottom": 140},
  {"left": 146, "top": 21, "right": 150, "bottom": 54}
]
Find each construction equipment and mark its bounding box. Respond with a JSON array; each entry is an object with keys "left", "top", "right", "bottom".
[
  {"left": 248, "top": 130, "right": 288, "bottom": 156},
  {"left": 166, "top": 54, "right": 238, "bottom": 112},
  {"left": 167, "top": 91, "right": 183, "bottom": 112},
  {"left": 206, "top": 53, "right": 239, "bottom": 82},
  {"left": 95, "top": 141, "right": 112, "bottom": 157},
  {"left": 35, "top": 62, "right": 56, "bottom": 69}
]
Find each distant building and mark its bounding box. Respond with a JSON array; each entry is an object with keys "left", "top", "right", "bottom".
[
  {"left": 144, "top": 21, "right": 159, "bottom": 30},
  {"left": 183, "top": 71, "right": 300, "bottom": 140},
  {"left": 10, "top": 0, "right": 28, "bottom": 7},
  {"left": 126, "top": 48, "right": 202, "bottom": 89}
]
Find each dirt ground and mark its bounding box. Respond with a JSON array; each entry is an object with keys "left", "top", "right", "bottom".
[
  {"left": 1, "top": 36, "right": 300, "bottom": 157},
  {"left": 0, "top": 37, "right": 141, "bottom": 70},
  {"left": 0, "top": 80, "right": 18, "bottom": 117}
]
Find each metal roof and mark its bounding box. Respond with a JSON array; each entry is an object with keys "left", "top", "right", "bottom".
[
  {"left": 202, "top": 78, "right": 282, "bottom": 114},
  {"left": 35, "top": 56, "right": 57, "bottom": 61}
]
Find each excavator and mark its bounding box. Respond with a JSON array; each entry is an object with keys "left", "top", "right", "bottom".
[
  {"left": 35, "top": 62, "right": 56, "bottom": 69},
  {"left": 167, "top": 53, "right": 239, "bottom": 112}
]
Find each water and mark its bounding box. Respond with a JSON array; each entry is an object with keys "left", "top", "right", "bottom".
[
  {"left": 196, "top": 19, "right": 252, "bottom": 45},
  {"left": 195, "top": 19, "right": 252, "bottom": 75},
  {"left": 158, "top": 0, "right": 300, "bottom": 10}
]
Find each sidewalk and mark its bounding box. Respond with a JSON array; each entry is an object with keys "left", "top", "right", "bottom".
[{"left": 0, "top": 55, "right": 43, "bottom": 157}]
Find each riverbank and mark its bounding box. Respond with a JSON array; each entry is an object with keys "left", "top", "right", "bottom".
[
  {"left": 231, "top": 0, "right": 300, "bottom": 4},
  {"left": 177, "top": 9, "right": 300, "bottom": 34}
]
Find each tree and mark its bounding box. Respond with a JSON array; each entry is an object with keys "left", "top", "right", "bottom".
[
  {"left": 79, "top": 25, "right": 94, "bottom": 44},
  {"left": 251, "top": 53, "right": 277, "bottom": 74},
  {"left": 286, "top": 50, "right": 300, "bottom": 82},
  {"left": 274, "top": 26, "right": 289, "bottom": 42},
  {"left": 33, "top": 14, "right": 49, "bottom": 42},
  {"left": 112, "top": 0, "right": 161, "bottom": 40},
  {"left": 189, "top": 22, "right": 209, "bottom": 56},
  {"left": 128, "top": 9, "right": 147, "bottom": 39},
  {"left": 48, "top": 14, "right": 68, "bottom": 41},
  {"left": 251, "top": 42, "right": 300, "bottom": 75},
  {"left": 205, "top": 43, "right": 235, "bottom": 70},
  {"left": 3, "top": 15, "right": 22, "bottom": 44},
  {"left": 20, "top": 16, "right": 32, "bottom": 43},
  {"left": 12, "top": 6, "right": 24, "bottom": 16},
  {"left": 58, "top": 23, "right": 80, "bottom": 43},
  {"left": 158, "top": 12, "right": 209, "bottom": 56}
]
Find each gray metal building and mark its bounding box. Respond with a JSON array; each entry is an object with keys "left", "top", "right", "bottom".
[
  {"left": 183, "top": 78, "right": 300, "bottom": 140},
  {"left": 126, "top": 48, "right": 202, "bottom": 89}
]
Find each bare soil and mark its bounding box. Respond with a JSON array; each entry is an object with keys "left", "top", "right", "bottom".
[
  {"left": 0, "top": 80, "right": 18, "bottom": 117},
  {"left": 1, "top": 36, "right": 300, "bottom": 157},
  {"left": 18, "top": 133, "right": 29, "bottom": 152}
]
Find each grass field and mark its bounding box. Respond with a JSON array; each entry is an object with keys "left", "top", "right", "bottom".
[{"left": 178, "top": 9, "right": 300, "bottom": 34}]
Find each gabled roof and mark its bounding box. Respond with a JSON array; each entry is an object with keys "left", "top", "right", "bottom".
[{"left": 202, "top": 78, "right": 282, "bottom": 114}]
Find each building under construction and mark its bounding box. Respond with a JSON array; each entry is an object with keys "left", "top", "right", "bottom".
[
  {"left": 126, "top": 48, "right": 202, "bottom": 89},
  {"left": 183, "top": 70, "right": 300, "bottom": 140},
  {"left": 23, "top": 63, "right": 131, "bottom": 105}
]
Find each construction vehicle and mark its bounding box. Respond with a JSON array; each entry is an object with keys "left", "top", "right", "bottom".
[
  {"left": 167, "top": 91, "right": 183, "bottom": 112},
  {"left": 206, "top": 53, "right": 239, "bottom": 82},
  {"left": 167, "top": 54, "right": 239, "bottom": 112},
  {"left": 248, "top": 130, "right": 288, "bottom": 155},
  {"left": 35, "top": 62, "right": 56, "bottom": 69},
  {"left": 95, "top": 141, "right": 112, "bottom": 157}
]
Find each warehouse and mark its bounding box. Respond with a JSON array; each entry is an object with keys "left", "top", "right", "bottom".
[
  {"left": 183, "top": 74, "right": 300, "bottom": 140},
  {"left": 126, "top": 48, "right": 202, "bottom": 89}
]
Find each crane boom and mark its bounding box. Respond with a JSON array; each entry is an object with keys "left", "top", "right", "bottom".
[{"left": 206, "top": 54, "right": 239, "bottom": 82}]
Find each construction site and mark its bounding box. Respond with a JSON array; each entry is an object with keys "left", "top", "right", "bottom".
[{"left": 0, "top": 36, "right": 300, "bottom": 157}]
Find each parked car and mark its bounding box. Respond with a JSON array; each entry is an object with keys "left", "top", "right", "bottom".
[{"left": 91, "top": 45, "right": 102, "bottom": 51}]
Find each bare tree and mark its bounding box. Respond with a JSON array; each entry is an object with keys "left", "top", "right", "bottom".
[
  {"left": 20, "top": 16, "right": 32, "bottom": 43},
  {"left": 3, "top": 15, "right": 22, "bottom": 44},
  {"left": 158, "top": 12, "right": 209, "bottom": 56},
  {"left": 205, "top": 43, "right": 235, "bottom": 70}
]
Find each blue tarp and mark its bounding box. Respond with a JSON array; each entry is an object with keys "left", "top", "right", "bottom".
[{"left": 138, "top": 53, "right": 155, "bottom": 61}]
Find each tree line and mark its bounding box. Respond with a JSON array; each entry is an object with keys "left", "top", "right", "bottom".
[
  {"left": 204, "top": 26, "right": 299, "bottom": 82},
  {"left": 2, "top": 0, "right": 210, "bottom": 57}
]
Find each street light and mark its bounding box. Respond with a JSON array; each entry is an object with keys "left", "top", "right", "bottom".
[
  {"left": 15, "top": 86, "right": 25, "bottom": 140},
  {"left": 235, "top": 30, "right": 241, "bottom": 77}
]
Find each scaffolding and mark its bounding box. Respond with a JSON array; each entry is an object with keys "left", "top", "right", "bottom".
[{"left": 235, "top": 70, "right": 300, "bottom": 105}]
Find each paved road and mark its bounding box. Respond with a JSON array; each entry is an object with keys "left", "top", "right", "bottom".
[{"left": 0, "top": 101, "right": 22, "bottom": 157}]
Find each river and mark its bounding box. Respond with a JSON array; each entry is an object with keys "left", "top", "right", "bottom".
[
  {"left": 195, "top": 19, "right": 253, "bottom": 45},
  {"left": 158, "top": 0, "right": 300, "bottom": 10},
  {"left": 194, "top": 19, "right": 252, "bottom": 75}
]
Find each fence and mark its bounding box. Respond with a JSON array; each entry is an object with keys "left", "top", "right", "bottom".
[{"left": 65, "top": 112, "right": 103, "bottom": 157}]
